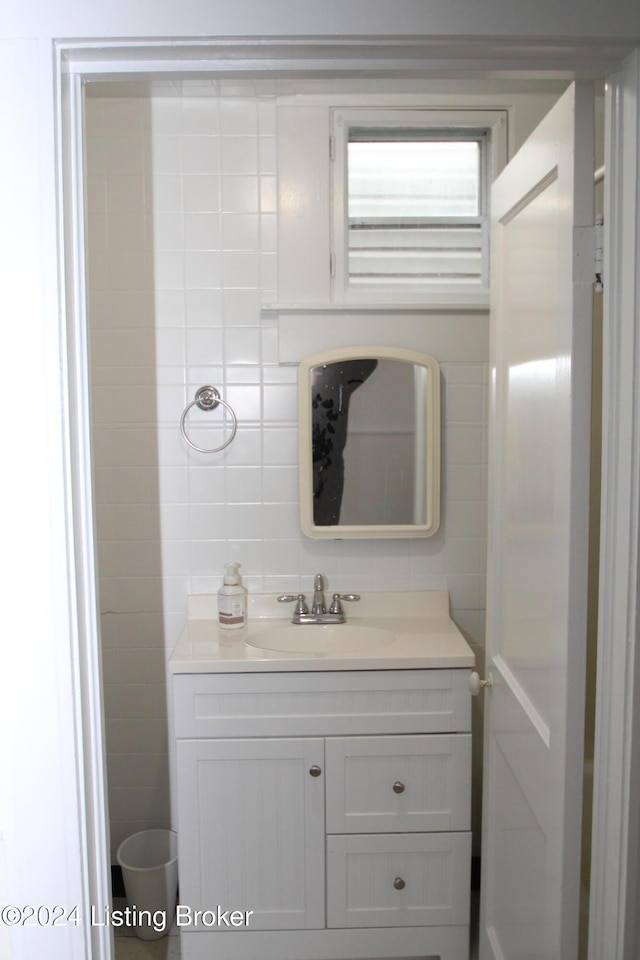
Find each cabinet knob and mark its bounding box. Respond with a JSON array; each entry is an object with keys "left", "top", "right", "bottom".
[
  {"left": 392, "top": 781, "right": 405, "bottom": 794},
  {"left": 393, "top": 877, "right": 406, "bottom": 890},
  {"left": 469, "top": 671, "right": 493, "bottom": 696},
  {"left": 309, "top": 764, "right": 322, "bottom": 777}
]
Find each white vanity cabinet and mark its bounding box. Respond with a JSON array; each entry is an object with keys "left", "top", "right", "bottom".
[{"left": 173, "top": 668, "right": 472, "bottom": 960}]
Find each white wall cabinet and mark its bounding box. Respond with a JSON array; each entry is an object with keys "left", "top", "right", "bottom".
[{"left": 173, "top": 669, "right": 471, "bottom": 960}]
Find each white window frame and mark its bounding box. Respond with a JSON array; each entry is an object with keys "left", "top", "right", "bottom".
[{"left": 331, "top": 108, "right": 508, "bottom": 307}]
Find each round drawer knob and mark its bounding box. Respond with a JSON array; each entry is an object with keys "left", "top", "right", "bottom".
[
  {"left": 309, "top": 765, "right": 322, "bottom": 777},
  {"left": 393, "top": 877, "right": 406, "bottom": 890},
  {"left": 392, "top": 781, "right": 405, "bottom": 794},
  {"left": 469, "top": 671, "right": 493, "bottom": 696}
]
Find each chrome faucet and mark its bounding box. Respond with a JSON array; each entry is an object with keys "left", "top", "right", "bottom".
[
  {"left": 311, "top": 573, "right": 326, "bottom": 616},
  {"left": 278, "top": 574, "right": 360, "bottom": 624}
]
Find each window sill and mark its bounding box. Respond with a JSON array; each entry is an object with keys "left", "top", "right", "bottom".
[
  {"left": 264, "top": 296, "right": 490, "bottom": 315},
  {"left": 267, "top": 302, "right": 490, "bottom": 365}
]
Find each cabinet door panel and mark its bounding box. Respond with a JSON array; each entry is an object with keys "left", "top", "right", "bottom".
[
  {"left": 326, "top": 734, "right": 471, "bottom": 833},
  {"left": 177, "top": 738, "right": 325, "bottom": 930},
  {"left": 326, "top": 832, "right": 471, "bottom": 928}
]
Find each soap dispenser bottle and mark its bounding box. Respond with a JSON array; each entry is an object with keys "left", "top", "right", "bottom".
[{"left": 217, "top": 562, "right": 247, "bottom": 629}]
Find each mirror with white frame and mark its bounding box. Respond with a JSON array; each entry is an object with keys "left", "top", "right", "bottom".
[{"left": 298, "top": 346, "right": 441, "bottom": 538}]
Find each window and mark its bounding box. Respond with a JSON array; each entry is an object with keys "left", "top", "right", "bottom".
[
  {"left": 348, "top": 134, "right": 483, "bottom": 285},
  {"left": 331, "top": 109, "right": 507, "bottom": 305}
]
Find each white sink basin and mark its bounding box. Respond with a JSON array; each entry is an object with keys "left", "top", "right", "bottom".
[
  {"left": 246, "top": 623, "right": 396, "bottom": 654},
  {"left": 171, "top": 591, "right": 477, "bottom": 672}
]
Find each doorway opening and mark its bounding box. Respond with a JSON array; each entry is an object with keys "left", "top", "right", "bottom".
[{"left": 58, "top": 39, "right": 639, "bottom": 960}]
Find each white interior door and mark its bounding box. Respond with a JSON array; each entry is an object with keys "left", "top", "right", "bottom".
[{"left": 480, "top": 81, "right": 595, "bottom": 960}]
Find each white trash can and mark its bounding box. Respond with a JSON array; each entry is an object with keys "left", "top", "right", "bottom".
[{"left": 116, "top": 829, "right": 178, "bottom": 940}]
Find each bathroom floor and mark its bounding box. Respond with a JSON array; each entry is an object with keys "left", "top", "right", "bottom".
[
  {"left": 112, "top": 894, "right": 479, "bottom": 959},
  {"left": 112, "top": 898, "right": 180, "bottom": 960}
]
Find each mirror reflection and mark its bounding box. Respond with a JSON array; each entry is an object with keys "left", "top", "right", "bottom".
[{"left": 299, "top": 347, "right": 440, "bottom": 539}]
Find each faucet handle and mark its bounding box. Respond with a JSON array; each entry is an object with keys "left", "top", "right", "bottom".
[
  {"left": 278, "top": 594, "right": 309, "bottom": 616},
  {"left": 329, "top": 594, "right": 343, "bottom": 616},
  {"left": 329, "top": 593, "right": 361, "bottom": 615}
]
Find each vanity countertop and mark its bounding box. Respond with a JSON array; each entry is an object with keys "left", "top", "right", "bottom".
[{"left": 169, "top": 590, "right": 475, "bottom": 674}]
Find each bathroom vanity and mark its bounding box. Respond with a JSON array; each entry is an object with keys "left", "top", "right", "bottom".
[{"left": 169, "top": 590, "right": 474, "bottom": 960}]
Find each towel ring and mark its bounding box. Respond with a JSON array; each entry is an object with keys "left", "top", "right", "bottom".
[{"left": 180, "top": 386, "right": 238, "bottom": 454}]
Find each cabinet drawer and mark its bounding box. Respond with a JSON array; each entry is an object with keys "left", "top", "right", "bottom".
[
  {"left": 326, "top": 832, "right": 471, "bottom": 928},
  {"left": 174, "top": 670, "right": 470, "bottom": 738},
  {"left": 325, "top": 734, "right": 471, "bottom": 833}
]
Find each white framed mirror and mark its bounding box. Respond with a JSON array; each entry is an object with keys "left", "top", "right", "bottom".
[{"left": 298, "top": 346, "right": 441, "bottom": 538}]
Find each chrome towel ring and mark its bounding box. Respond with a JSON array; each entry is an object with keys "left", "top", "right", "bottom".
[{"left": 180, "top": 385, "right": 238, "bottom": 454}]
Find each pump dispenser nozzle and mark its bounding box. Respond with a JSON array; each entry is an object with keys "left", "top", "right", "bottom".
[{"left": 223, "top": 562, "right": 241, "bottom": 585}]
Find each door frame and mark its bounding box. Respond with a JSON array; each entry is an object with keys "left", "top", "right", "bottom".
[
  {"left": 55, "top": 39, "right": 640, "bottom": 960},
  {"left": 589, "top": 52, "right": 640, "bottom": 960}
]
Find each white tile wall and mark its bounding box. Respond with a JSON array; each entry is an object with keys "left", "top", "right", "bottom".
[{"left": 85, "top": 94, "right": 488, "bottom": 859}]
